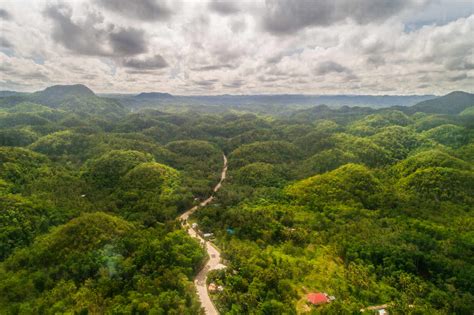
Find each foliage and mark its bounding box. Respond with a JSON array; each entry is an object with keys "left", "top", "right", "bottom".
[
  {"left": 0, "top": 86, "right": 473, "bottom": 314},
  {"left": 234, "top": 162, "right": 286, "bottom": 187},
  {"left": 298, "top": 148, "right": 358, "bottom": 176},
  {"left": 118, "top": 162, "right": 181, "bottom": 221},
  {"left": 0, "top": 147, "right": 50, "bottom": 191},
  {"left": 30, "top": 130, "right": 100, "bottom": 162},
  {"left": 83, "top": 150, "right": 153, "bottom": 189},
  {"left": 397, "top": 167, "right": 474, "bottom": 204},
  {"left": 0, "top": 128, "right": 38, "bottom": 147},
  {"left": 229, "top": 140, "right": 301, "bottom": 168},
  {"left": 348, "top": 110, "right": 412, "bottom": 136},
  {"left": 287, "top": 164, "right": 382, "bottom": 209},
  {"left": 0, "top": 194, "right": 56, "bottom": 260},
  {"left": 0, "top": 213, "right": 206, "bottom": 314},
  {"left": 459, "top": 106, "right": 474, "bottom": 116},
  {"left": 422, "top": 124, "right": 469, "bottom": 148},
  {"left": 0, "top": 112, "right": 50, "bottom": 128},
  {"left": 392, "top": 149, "right": 472, "bottom": 177}
]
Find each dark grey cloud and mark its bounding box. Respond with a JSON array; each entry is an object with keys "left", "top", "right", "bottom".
[
  {"left": 44, "top": 4, "right": 106, "bottom": 56},
  {"left": 267, "top": 55, "right": 284, "bottom": 64},
  {"left": 209, "top": 1, "right": 241, "bottom": 15},
  {"left": 366, "top": 55, "right": 386, "bottom": 67},
  {"left": 193, "top": 79, "right": 218, "bottom": 86},
  {"left": 44, "top": 4, "right": 147, "bottom": 57},
  {"left": 0, "top": 8, "right": 11, "bottom": 20},
  {"left": 18, "top": 72, "right": 49, "bottom": 81},
  {"left": 223, "top": 79, "right": 245, "bottom": 88},
  {"left": 125, "top": 69, "right": 160, "bottom": 75},
  {"left": 123, "top": 54, "right": 168, "bottom": 69},
  {"left": 314, "top": 61, "right": 350, "bottom": 75},
  {"left": 0, "top": 37, "right": 13, "bottom": 48},
  {"left": 212, "top": 46, "right": 243, "bottom": 64},
  {"left": 191, "top": 64, "right": 235, "bottom": 71},
  {"left": 109, "top": 28, "right": 147, "bottom": 56},
  {"left": 267, "top": 48, "right": 305, "bottom": 64},
  {"left": 448, "top": 73, "right": 467, "bottom": 82},
  {"left": 263, "top": 0, "right": 419, "bottom": 35},
  {"left": 81, "top": 74, "right": 100, "bottom": 80},
  {"left": 96, "top": 0, "right": 172, "bottom": 21},
  {"left": 445, "top": 57, "right": 474, "bottom": 71}
]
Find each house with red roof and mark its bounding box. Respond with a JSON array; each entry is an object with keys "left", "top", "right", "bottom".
[{"left": 307, "top": 292, "right": 333, "bottom": 306}]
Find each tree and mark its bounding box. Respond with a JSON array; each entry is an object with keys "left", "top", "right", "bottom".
[{"left": 83, "top": 150, "right": 153, "bottom": 189}]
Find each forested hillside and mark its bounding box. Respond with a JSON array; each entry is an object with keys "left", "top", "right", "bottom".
[{"left": 0, "top": 86, "right": 473, "bottom": 314}]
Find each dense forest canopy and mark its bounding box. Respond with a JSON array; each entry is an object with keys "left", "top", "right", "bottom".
[{"left": 0, "top": 85, "right": 473, "bottom": 314}]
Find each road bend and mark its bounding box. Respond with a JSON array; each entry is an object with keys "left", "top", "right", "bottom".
[{"left": 179, "top": 154, "right": 228, "bottom": 315}]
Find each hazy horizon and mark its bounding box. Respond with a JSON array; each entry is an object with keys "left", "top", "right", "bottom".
[
  {"left": 1, "top": 0, "right": 473, "bottom": 95},
  {"left": 1, "top": 83, "right": 443, "bottom": 97}
]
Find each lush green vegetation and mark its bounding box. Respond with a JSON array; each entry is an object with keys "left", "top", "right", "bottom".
[{"left": 0, "top": 85, "right": 472, "bottom": 314}]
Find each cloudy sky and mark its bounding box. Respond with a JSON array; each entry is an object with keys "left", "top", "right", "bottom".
[{"left": 0, "top": 0, "right": 473, "bottom": 95}]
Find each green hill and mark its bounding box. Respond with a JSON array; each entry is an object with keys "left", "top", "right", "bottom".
[
  {"left": 33, "top": 84, "right": 95, "bottom": 106},
  {"left": 0, "top": 213, "right": 205, "bottom": 313},
  {"left": 0, "top": 85, "right": 127, "bottom": 119},
  {"left": 410, "top": 91, "right": 474, "bottom": 114}
]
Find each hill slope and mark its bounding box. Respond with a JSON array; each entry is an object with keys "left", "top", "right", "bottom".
[
  {"left": 0, "top": 84, "right": 127, "bottom": 118},
  {"left": 410, "top": 91, "right": 474, "bottom": 114},
  {"left": 32, "top": 84, "right": 95, "bottom": 106}
]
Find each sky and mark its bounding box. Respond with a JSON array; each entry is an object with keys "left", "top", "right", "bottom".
[{"left": 0, "top": 0, "right": 473, "bottom": 95}]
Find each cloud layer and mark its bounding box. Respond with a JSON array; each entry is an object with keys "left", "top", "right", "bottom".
[
  {"left": 263, "top": 0, "right": 419, "bottom": 34},
  {"left": 0, "top": 0, "right": 473, "bottom": 95},
  {"left": 96, "top": 0, "right": 172, "bottom": 21},
  {"left": 44, "top": 4, "right": 148, "bottom": 57}
]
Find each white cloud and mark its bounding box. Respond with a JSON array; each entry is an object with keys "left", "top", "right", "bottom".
[{"left": 0, "top": 0, "right": 472, "bottom": 95}]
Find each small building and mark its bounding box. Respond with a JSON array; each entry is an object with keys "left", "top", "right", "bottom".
[
  {"left": 307, "top": 292, "right": 330, "bottom": 306},
  {"left": 192, "top": 223, "right": 198, "bottom": 229}
]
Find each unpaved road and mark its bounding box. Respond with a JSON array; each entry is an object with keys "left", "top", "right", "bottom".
[{"left": 179, "top": 154, "right": 227, "bottom": 315}]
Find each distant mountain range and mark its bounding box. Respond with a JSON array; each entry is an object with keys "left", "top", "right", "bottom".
[
  {"left": 1, "top": 84, "right": 473, "bottom": 116},
  {"left": 106, "top": 92, "right": 436, "bottom": 109}
]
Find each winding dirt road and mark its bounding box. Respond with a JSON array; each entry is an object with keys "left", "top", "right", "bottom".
[{"left": 179, "top": 154, "right": 227, "bottom": 315}]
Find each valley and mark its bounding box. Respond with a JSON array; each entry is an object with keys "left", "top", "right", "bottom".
[{"left": 0, "top": 85, "right": 472, "bottom": 314}]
